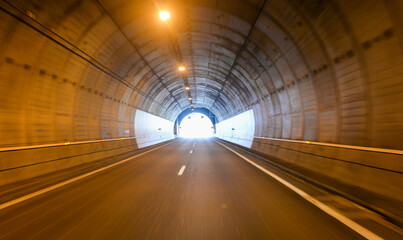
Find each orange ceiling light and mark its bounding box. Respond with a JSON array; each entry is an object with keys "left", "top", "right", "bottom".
[
  {"left": 188, "top": 97, "right": 192, "bottom": 100},
  {"left": 159, "top": 11, "right": 170, "bottom": 21},
  {"left": 178, "top": 66, "right": 186, "bottom": 71},
  {"left": 185, "top": 86, "right": 190, "bottom": 90}
]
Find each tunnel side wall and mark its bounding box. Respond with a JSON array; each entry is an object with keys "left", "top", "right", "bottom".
[
  {"left": 134, "top": 109, "right": 175, "bottom": 148},
  {"left": 0, "top": 112, "right": 174, "bottom": 186},
  {"left": 216, "top": 110, "right": 255, "bottom": 148},
  {"left": 217, "top": 110, "right": 403, "bottom": 223},
  {"left": 0, "top": 139, "right": 138, "bottom": 186},
  {"left": 0, "top": 2, "right": 177, "bottom": 186}
]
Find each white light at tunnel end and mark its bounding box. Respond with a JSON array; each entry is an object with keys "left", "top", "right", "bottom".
[
  {"left": 159, "top": 11, "right": 170, "bottom": 21},
  {"left": 179, "top": 113, "right": 214, "bottom": 138}
]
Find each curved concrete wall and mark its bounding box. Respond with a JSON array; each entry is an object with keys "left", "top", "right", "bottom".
[
  {"left": 244, "top": 0, "right": 403, "bottom": 151},
  {"left": 1, "top": 0, "right": 401, "bottom": 151},
  {"left": 0, "top": 1, "right": 401, "bottom": 148},
  {"left": 0, "top": 1, "right": 175, "bottom": 185}
]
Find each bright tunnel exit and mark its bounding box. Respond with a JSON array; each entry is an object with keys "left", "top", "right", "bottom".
[{"left": 179, "top": 113, "right": 214, "bottom": 138}]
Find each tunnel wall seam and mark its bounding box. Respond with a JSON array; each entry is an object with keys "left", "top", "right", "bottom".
[
  {"left": 252, "top": 137, "right": 403, "bottom": 155},
  {"left": 0, "top": 140, "right": 139, "bottom": 173},
  {"left": 0, "top": 139, "right": 138, "bottom": 186},
  {"left": 219, "top": 135, "right": 403, "bottom": 173},
  {"left": 0, "top": 137, "right": 137, "bottom": 152},
  {"left": 0, "top": 135, "right": 176, "bottom": 186}
]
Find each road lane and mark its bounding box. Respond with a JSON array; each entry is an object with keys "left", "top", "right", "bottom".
[{"left": 0, "top": 138, "right": 368, "bottom": 239}]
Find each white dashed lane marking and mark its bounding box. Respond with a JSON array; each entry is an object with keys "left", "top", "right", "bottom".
[{"left": 178, "top": 165, "right": 186, "bottom": 176}]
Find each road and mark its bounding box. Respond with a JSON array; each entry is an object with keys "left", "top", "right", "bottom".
[{"left": 0, "top": 138, "right": 377, "bottom": 239}]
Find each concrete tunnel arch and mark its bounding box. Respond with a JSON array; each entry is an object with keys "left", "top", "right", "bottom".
[
  {"left": 0, "top": 0, "right": 401, "bottom": 149},
  {"left": 0, "top": 0, "right": 402, "bottom": 226}
]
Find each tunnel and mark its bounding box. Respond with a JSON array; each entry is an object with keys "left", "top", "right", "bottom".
[{"left": 0, "top": 0, "right": 402, "bottom": 239}]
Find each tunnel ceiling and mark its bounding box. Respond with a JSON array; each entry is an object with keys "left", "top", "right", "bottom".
[
  {"left": 5, "top": 0, "right": 285, "bottom": 121},
  {"left": 1, "top": 0, "right": 402, "bottom": 149},
  {"left": 85, "top": 0, "right": 270, "bottom": 122}
]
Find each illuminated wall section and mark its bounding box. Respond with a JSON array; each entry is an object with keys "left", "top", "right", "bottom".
[
  {"left": 134, "top": 110, "right": 175, "bottom": 148},
  {"left": 216, "top": 110, "right": 255, "bottom": 148}
]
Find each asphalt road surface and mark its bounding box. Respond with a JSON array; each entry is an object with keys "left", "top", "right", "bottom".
[{"left": 0, "top": 138, "right": 378, "bottom": 239}]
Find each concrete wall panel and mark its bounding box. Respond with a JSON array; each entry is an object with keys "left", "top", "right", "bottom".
[
  {"left": 216, "top": 109, "right": 255, "bottom": 148},
  {"left": 134, "top": 110, "right": 175, "bottom": 148}
]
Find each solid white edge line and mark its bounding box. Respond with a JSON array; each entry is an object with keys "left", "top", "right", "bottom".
[
  {"left": 215, "top": 140, "right": 383, "bottom": 240},
  {"left": 0, "top": 142, "right": 172, "bottom": 211},
  {"left": 178, "top": 165, "right": 186, "bottom": 176}
]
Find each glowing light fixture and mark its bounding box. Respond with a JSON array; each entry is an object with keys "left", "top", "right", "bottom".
[
  {"left": 188, "top": 97, "right": 192, "bottom": 100},
  {"left": 185, "top": 86, "right": 190, "bottom": 90},
  {"left": 190, "top": 104, "right": 194, "bottom": 107},
  {"left": 159, "top": 11, "right": 170, "bottom": 21},
  {"left": 178, "top": 66, "right": 186, "bottom": 71}
]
